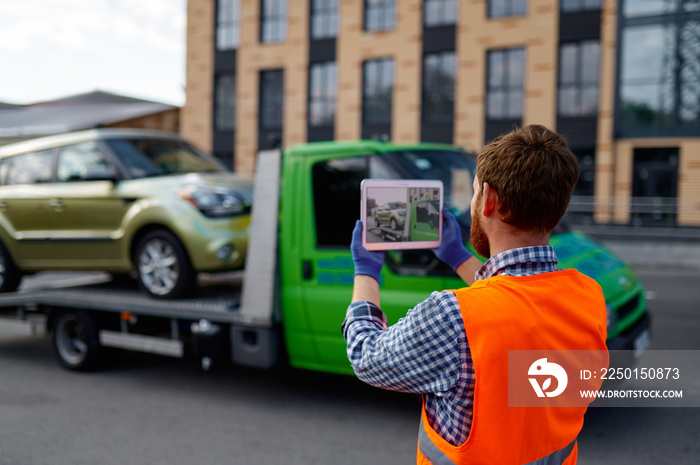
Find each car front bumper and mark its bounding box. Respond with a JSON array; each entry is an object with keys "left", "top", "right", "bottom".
[{"left": 607, "top": 310, "right": 652, "bottom": 369}]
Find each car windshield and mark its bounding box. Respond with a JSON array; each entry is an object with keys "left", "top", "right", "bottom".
[
  {"left": 371, "top": 150, "right": 476, "bottom": 231},
  {"left": 105, "top": 138, "right": 227, "bottom": 178}
]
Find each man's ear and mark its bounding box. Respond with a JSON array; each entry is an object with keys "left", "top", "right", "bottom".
[{"left": 481, "top": 182, "right": 499, "bottom": 216}]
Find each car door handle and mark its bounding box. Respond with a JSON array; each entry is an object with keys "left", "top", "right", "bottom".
[
  {"left": 49, "top": 199, "right": 66, "bottom": 212},
  {"left": 0, "top": 200, "right": 7, "bottom": 211},
  {"left": 302, "top": 260, "right": 313, "bottom": 280}
]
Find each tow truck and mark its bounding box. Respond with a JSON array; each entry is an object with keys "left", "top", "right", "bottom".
[
  {"left": 367, "top": 223, "right": 408, "bottom": 242},
  {"left": 0, "top": 141, "right": 652, "bottom": 373}
]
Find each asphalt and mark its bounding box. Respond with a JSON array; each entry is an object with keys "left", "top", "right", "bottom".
[{"left": 573, "top": 224, "right": 700, "bottom": 271}]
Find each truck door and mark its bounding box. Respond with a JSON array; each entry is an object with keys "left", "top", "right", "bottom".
[{"left": 289, "top": 154, "right": 450, "bottom": 374}]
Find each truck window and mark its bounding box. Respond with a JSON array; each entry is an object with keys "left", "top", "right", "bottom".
[
  {"left": 312, "top": 157, "right": 368, "bottom": 247},
  {"left": 311, "top": 150, "right": 477, "bottom": 277},
  {"left": 369, "top": 150, "right": 477, "bottom": 276}
]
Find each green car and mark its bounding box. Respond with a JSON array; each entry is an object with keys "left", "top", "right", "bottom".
[{"left": 0, "top": 129, "right": 253, "bottom": 298}]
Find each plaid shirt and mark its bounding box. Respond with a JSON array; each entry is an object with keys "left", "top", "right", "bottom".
[{"left": 342, "top": 246, "right": 560, "bottom": 446}]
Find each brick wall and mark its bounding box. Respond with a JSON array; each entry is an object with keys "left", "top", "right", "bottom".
[{"left": 181, "top": 0, "right": 215, "bottom": 153}]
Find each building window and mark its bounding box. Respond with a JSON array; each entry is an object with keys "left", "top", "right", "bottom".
[
  {"left": 618, "top": 6, "right": 700, "bottom": 135},
  {"left": 560, "top": 0, "right": 601, "bottom": 12},
  {"left": 558, "top": 40, "right": 600, "bottom": 117},
  {"left": 365, "top": 0, "right": 396, "bottom": 32},
  {"left": 261, "top": 0, "right": 287, "bottom": 43},
  {"left": 260, "top": 70, "right": 284, "bottom": 130},
  {"left": 363, "top": 58, "right": 394, "bottom": 126},
  {"left": 486, "top": 48, "right": 525, "bottom": 120},
  {"left": 622, "top": 0, "right": 697, "bottom": 18},
  {"left": 311, "top": 0, "right": 339, "bottom": 40},
  {"left": 488, "top": 0, "right": 527, "bottom": 18},
  {"left": 215, "top": 74, "right": 236, "bottom": 131},
  {"left": 424, "top": 0, "right": 458, "bottom": 27},
  {"left": 631, "top": 147, "right": 679, "bottom": 226},
  {"left": 216, "top": 0, "right": 240, "bottom": 50},
  {"left": 422, "top": 51, "right": 456, "bottom": 124},
  {"left": 309, "top": 62, "right": 337, "bottom": 128}
]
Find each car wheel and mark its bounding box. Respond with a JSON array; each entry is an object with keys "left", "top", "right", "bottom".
[
  {"left": 390, "top": 218, "right": 398, "bottom": 230},
  {"left": 0, "top": 240, "right": 21, "bottom": 292},
  {"left": 135, "top": 229, "right": 195, "bottom": 299},
  {"left": 52, "top": 311, "right": 102, "bottom": 371}
]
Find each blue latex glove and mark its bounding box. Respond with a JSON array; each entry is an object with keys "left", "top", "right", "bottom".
[
  {"left": 433, "top": 208, "right": 472, "bottom": 271},
  {"left": 351, "top": 220, "right": 384, "bottom": 281}
]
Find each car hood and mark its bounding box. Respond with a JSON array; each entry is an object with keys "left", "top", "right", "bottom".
[
  {"left": 550, "top": 231, "right": 641, "bottom": 303},
  {"left": 121, "top": 172, "right": 255, "bottom": 202}
]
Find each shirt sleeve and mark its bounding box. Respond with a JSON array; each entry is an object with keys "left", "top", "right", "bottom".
[{"left": 342, "top": 290, "right": 466, "bottom": 395}]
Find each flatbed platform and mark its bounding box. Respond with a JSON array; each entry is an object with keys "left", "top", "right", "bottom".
[{"left": 0, "top": 271, "right": 245, "bottom": 324}]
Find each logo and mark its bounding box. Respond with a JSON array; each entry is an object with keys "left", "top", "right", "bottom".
[{"left": 528, "top": 358, "right": 568, "bottom": 397}]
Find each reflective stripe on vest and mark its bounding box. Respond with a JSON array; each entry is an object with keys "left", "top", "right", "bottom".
[{"left": 418, "top": 418, "right": 577, "bottom": 465}]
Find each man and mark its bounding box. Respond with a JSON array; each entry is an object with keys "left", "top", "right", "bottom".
[{"left": 342, "top": 125, "right": 608, "bottom": 464}]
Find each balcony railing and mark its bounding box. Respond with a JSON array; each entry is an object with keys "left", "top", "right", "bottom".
[{"left": 563, "top": 196, "right": 689, "bottom": 228}]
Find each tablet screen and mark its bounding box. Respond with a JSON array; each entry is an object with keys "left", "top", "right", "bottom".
[{"left": 361, "top": 179, "right": 443, "bottom": 251}]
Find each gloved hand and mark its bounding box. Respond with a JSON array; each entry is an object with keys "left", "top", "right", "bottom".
[
  {"left": 433, "top": 208, "right": 472, "bottom": 271},
  {"left": 351, "top": 220, "right": 384, "bottom": 281}
]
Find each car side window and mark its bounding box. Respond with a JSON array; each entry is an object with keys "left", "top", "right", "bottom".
[
  {"left": 312, "top": 157, "right": 368, "bottom": 247},
  {"left": 57, "top": 142, "right": 116, "bottom": 182},
  {"left": 0, "top": 158, "right": 10, "bottom": 185},
  {"left": 5, "top": 150, "right": 55, "bottom": 185}
]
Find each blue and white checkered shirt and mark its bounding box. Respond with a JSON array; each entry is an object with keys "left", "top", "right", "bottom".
[{"left": 342, "top": 246, "right": 560, "bottom": 446}]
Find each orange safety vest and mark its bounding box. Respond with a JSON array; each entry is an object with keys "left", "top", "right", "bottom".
[{"left": 417, "top": 270, "right": 608, "bottom": 465}]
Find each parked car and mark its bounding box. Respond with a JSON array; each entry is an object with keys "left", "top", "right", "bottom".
[
  {"left": 0, "top": 129, "right": 252, "bottom": 298},
  {"left": 374, "top": 202, "right": 406, "bottom": 230}
]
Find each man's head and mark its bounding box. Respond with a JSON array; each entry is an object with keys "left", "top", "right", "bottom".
[{"left": 470, "top": 125, "right": 579, "bottom": 256}]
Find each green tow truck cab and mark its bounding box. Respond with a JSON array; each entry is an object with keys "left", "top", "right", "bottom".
[
  {"left": 409, "top": 199, "right": 440, "bottom": 242},
  {"left": 0, "top": 140, "right": 651, "bottom": 373},
  {"left": 278, "top": 140, "right": 650, "bottom": 374}
]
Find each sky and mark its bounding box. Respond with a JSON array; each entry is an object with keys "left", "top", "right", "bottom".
[{"left": 0, "top": 0, "right": 186, "bottom": 106}]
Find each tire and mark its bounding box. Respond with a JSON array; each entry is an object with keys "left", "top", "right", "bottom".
[
  {"left": 52, "top": 311, "right": 102, "bottom": 371},
  {"left": 0, "top": 240, "right": 21, "bottom": 292},
  {"left": 135, "top": 229, "right": 195, "bottom": 299},
  {"left": 390, "top": 218, "right": 398, "bottom": 230}
]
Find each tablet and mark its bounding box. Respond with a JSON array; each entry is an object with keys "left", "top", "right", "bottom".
[{"left": 361, "top": 179, "right": 443, "bottom": 251}]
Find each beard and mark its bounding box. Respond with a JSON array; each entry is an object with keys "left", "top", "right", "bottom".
[{"left": 470, "top": 203, "right": 491, "bottom": 258}]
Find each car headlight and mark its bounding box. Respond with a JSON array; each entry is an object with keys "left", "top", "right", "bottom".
[
  {"left": 606, "top": 303, "right": 616, "bottom": 333},
  {"left": 178, "top": 186, "right": 251, "bottom": 218}
]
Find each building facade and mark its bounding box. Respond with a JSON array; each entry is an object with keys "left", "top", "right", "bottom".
[{"left": 182, "top": 0, "right": 700, "bottom": 226}]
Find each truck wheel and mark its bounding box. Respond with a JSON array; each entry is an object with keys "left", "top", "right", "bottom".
[
  {"left": 135, "top": 229, "right": 195, "bottom": 299},
  {"left": 390, "top": 218, "right": 398, "bottom": 230},
  {"left": 52, "top": 311, "right": 102, "bottom": 371},
  {"left": 0, "top": 241, "right": 21, "bottom": 292}
]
